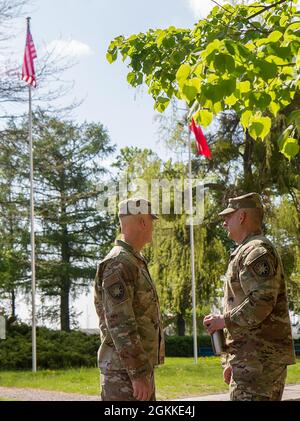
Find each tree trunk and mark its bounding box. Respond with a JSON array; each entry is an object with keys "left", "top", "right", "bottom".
[
  {"left": 60, "top": 227, "right": 71, "bottom": 331},
  {"left": 11, "top": 289, "right": 16, "bottom": 318},
  {"left": 243, "top": 130, "right": 255, "bottom": 191},
  {"left": 60, "top": 287, "right": 70, "bottom": 331},
  {"left": 60, "top": 189, "right": 71, "bottom": 331},
  {"left": 176, "top": 313, "right": 185, "bottom": 336}
]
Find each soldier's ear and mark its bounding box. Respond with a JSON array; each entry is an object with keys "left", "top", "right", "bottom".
[{"left": 239, "top": 210, "right": 246, "bottom": 224}]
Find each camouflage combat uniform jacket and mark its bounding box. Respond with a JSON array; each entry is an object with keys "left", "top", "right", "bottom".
[
  {"left": 222, "top": 233, "right": 296, "bottom": 377},
  {"left": 94, "top": 240, "right": 165, "bottom": 380}
]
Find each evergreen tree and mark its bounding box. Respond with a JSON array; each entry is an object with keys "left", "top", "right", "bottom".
[
  {"left": 0, "top": 111, "right": 117, "bottom": 330},
  {"left": 0, "top": 119, "right": 29, "bottom": 318},
  {"left": 32, "top": 112, "right": 116, "bottom": 330}
]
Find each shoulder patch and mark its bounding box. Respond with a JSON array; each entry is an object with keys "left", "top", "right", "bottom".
[
  {"left": 103, "top": 271, "right": 129, "bottom": 305},
  {"left": 252, "top": 258, "right": 272, "bottom": 278}
]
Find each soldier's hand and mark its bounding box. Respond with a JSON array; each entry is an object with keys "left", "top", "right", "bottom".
[
  {"left": 203, "top": 314, "right": 225, "bottom": 334},
  {"left": 132, "top": 376, "right": 152, "bottom": 401},
  {"left": 223, "top": 366, "right": 232, "bottom": 385}
]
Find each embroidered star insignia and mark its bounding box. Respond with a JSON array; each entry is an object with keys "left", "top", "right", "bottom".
[{"left": 253, "top": 259, "right": 271, "bottom": 277}]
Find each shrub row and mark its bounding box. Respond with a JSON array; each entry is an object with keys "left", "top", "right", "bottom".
[
  {"left": 0, "top": 322, "right": 299, "bottom": 369},
  {"left": 0, "top": 323, "right": 99, "bottom": 370}
]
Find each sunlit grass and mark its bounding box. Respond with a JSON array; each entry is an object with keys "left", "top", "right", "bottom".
[{"left": 0, "top": 357, "right": 299, "bottom": 400}]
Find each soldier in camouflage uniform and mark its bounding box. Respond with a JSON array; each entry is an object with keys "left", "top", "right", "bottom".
[
  {"left": 203, "top": 193, "right": 296, "bottom": 401},
  {"left": 94, "top": 198, "right": 165, "bottom": 401}
]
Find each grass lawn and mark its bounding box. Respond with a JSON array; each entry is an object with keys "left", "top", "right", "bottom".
[{"left": 0, "top": 357, "right": 299, "bottom": 400}]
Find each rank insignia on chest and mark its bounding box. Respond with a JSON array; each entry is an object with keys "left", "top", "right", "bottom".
[{"left": 253, "top": 259, "right": 271, "bottom": 277}]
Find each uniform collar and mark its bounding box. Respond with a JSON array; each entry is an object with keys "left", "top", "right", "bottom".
[
  {"left": 230, "top": 231, "right": 262, "bottom": 258},
  {"left": 239, "top": 231, "right": 262, "bottom": 246},
  {"left": 115, "top": 239, "right": 147, "bottom": 264}
]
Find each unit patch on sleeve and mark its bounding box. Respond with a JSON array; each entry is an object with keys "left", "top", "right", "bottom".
[
  {"left": 253, "top": 259, "right": 271, "bottom": 277},
  {"left": 108, "top": 281, "right": 126, "bottom": 301}
]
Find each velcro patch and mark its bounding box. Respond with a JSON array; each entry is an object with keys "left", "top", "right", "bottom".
[
  {"left": 252, "top": 258, "right": 273, "bottom": 278},
  {"left": 107, "top": 281, "right": 126, "bottom": 301},
  {"left": 103, "top": 271, "right": 128, "bottom": 305}
]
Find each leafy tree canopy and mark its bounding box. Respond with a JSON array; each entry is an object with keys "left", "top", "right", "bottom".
[{"left": 107, "top": 0, "right": 300, "bottom": 159}]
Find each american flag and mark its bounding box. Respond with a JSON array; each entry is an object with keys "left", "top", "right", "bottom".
[{"left": 21, "top": 25, "right": 37, "bottom": 87}]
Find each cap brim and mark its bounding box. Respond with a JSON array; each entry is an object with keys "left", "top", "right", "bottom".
[{"left": 218, "top": 207, "right": 237, "bottom": 216}]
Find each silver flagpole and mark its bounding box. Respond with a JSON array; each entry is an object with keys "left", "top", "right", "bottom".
[
  {"left": 27, "top": 17, "right": 37, "bottom": 373},
  {"left": 188, "top": 124, "right": 198, "bottom": 364}
]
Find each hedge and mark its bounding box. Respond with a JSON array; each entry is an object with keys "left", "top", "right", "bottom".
[
  {"left": 165, "top": 335, "right": 212, "bottom": 357},
  {"left": 0, "top": 322, "right": 299, "bottom": 370},
  {"left": 0, "top": 323, "right": 99, "bottom": 370}
]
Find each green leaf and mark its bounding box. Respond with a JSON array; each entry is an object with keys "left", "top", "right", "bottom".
[
  {"left": 269, "top": 101, "right": 281, "bottom": 117},
  {"left": 193, "top": 109, "right": 213, "bottom": 127},
  {"left": 255, "top": 60, "right": 278, "bottom": 81},
  {"left": 155, "top": 97, "right": 170, "bottom": 113},
  {"left": 181, "top": 78, "right": 201, "bottom": 102},
  {"left": 176, "top": 64, "right": 191, "bottom": 83},
  {"left": 225, "top": 94, "right": 238, "bottom": 106},
  {"left": 280, "top": 138, "right": 300, "bottom": 160},
  {"left": 106, "top": 50, "right": 117, "bottom": 63},
  {"left": 249, "top": 92, "right": 272, "bottom": 109},
  {"left": 156, "top": 32, "right": 166, "bottom": 48},
  {"left": 202, "top": 84, "right": 225, "bottom": 103},
  {"left": 212, "top": 101, "right": 223, "bottom": 113},
  {"left": 237, "top": 44, "right": 251, "bottom": 59},
  {"left": 238, "top": 81, "right": 251, "bottom": 93},
  {"left": 256, "top": 31, "right": 283, "bottom": 47},
  {"left": 280, "top": 16, "right": 289, "bottom": 27},
  {"left": 214, "top": 54, "right": 235, "bottom": 73},
  {"left": 224, "top": 40, "right": 236, "bottom": 55},
  {"left": 266, "top": 55, "right": 288, "bottom": 66},
  {"left": 287, "top": 110, "right": 300, "bottom": 132},
  {"left": 220, "top": 78, "right": 236, "bottom": 96},
  {"left": 266, "top": 31, "right": 283, "bottom": 44},
  {"left": 202, "top": 39, "right": 222, "bottom": 58},
  {"left": 249, "top": 116, "right": 271, "bottom": 141},
  {"left": 127, "top": 71, "right": 143, "bottom": 86},
  {"left": 278, "top": 125, "right": 294, "bottom": 150},
  {"left": 286, "top": 22, "right": 300, "bottom": 32},
  {"left": 249, "top": 122, "right": 263, "bottom": 140},
  {"left": 240, "top": 110, "right": 252, "bottom": 130},
  {"left": 127, "top": 72, "right": 136, "bottom": 85}
]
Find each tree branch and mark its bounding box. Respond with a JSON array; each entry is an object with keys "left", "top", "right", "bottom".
[
  {"left": 248, "top": 0, "right": 289, "bottom": 21},
  {"left": 211, "top": 0, "right": 234, "bottom": 15}
]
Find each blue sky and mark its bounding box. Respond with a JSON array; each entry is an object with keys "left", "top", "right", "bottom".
[{"left": 10, "top": 0, "right": 220, "bottom": 162}]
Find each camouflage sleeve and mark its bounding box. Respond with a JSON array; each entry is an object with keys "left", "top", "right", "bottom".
[
  {"left": 101, "top": 259, "right": 153, "bottom": 379},
  {"left": 224, "top": 246, "right": 279, "bottom": 329}
]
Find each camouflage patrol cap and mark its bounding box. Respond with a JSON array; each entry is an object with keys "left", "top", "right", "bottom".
[
  {"left": 219, "top": 192, "right": 263, "bottom": 216},
  {"left": 118, "top": 197, "right": 158, "bottom": 219}
]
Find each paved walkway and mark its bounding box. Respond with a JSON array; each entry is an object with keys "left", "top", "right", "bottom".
[
  {"left": 0, "top": 386, "right": 99, "bottom": 401},
  {"left": 0, "top": 384, "right": 300, "bottom": 401},
  {"left": 177, "top": 384, "right": 300, "bottom": 401}
]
